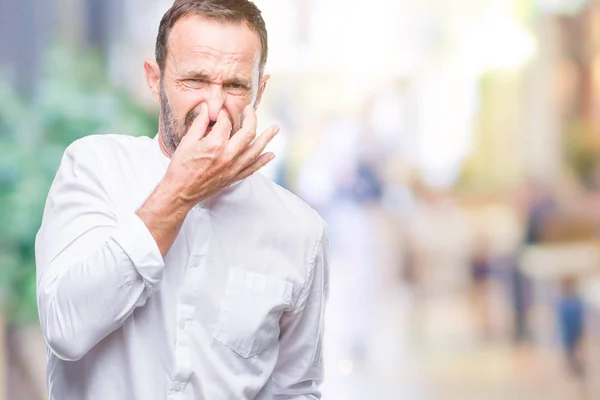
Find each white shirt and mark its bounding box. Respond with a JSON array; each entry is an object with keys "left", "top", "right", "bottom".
[{"left": 35, "top": 133, "right": 329, "bottom": 400}]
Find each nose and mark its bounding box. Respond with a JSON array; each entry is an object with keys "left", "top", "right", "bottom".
[{"left": 204, "top": 84, "right": 226, "bottom": 122}]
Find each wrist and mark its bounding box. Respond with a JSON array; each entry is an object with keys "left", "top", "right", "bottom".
[
  {"left": 156, "top": 175, "right": 197, "bottom": 213},
  {"left": 138, "top": 177, "right": 194, "bottom": 224}
]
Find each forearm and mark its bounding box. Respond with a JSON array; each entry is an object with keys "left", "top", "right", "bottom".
[{"left": 37, "top": 215, "right": 164, "bottom": 361}]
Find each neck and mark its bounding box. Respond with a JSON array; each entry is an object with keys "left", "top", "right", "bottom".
[{"left": 157, "top": 132, "right": 173, "bottom": 159}]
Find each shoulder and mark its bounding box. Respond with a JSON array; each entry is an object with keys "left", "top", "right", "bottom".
[
  {"left": 65, "top": 133, "right": 151, "bottom": 159},
  {"left": 61, "top": 134, "right": 155, "bottom": 179}
]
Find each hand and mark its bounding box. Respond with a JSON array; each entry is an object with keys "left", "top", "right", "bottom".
[{"left": 164, "top": 103, "right": 279, "bottom": 206}]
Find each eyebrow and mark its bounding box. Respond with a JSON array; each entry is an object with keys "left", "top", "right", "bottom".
[
  {"left": 181, "top": 71, "right": 211, "bottom": 80},
  {"left": 180, "top": 71, "right": 251, "bottom": 87}
]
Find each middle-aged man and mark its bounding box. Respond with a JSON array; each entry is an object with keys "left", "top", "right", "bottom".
[{"left": 35, "top": 1, "right": 329, "bottom": 399}]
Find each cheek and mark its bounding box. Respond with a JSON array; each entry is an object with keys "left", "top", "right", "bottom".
[
  {"left": 170, "top": 89, "right": 204, "bottom": 124},
  {"left": 224, "top": 97, "right": 251, "bottom": 130}
]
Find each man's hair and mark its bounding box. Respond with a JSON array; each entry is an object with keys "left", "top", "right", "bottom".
[{"left": 155, "top": 0, "right": 268, "bottom": 75}]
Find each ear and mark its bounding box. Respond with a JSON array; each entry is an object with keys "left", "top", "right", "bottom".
[
  {"left": 144, "top": 59, "right": 161, "bottom": 102},
  {"left": 253, "top": 74, "right": 270, "bottom": 109}
]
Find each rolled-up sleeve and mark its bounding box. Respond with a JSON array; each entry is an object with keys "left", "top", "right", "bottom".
[
  {"left": 35, "top": 139, "right": 164, "bottom": 362},
  {"left": 272, "top": 221, "right": 330, "bottom": 399}
]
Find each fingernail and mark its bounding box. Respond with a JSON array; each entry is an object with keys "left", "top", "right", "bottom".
[
  {"left": 273, "top": 126, "right": 280, "bottom": 135},
  {"left": 201, "top": 103, "right": 207, "bottom": 114}
]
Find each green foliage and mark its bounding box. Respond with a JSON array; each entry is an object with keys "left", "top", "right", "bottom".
[{"left": 0, "top": 45, "right": 158, "bottom": 324}]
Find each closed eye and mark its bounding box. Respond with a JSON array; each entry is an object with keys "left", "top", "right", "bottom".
[{"left": 226, "top": 82, "right": 248, "bottom": 90}]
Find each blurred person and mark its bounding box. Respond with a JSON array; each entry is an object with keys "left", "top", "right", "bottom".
[
  {"left": 34, "top": 1, "right": 329, "bottom": 399},
  {"left": 511, "top": 180, "right": 555, "bottom": 344},
  {"left": 330, "top": 155, "right": 384, "bottom": 361},
  {"left": 469, "top": 237, "right": 493, "bottom": 340},
  {"left": 556, "top": 277, "right": 585, "bottom": 378},
  {"left": 523, "top": 180, "right": 555, "bottom": 245},
  {"left": 296, "top": 111, "right": 385, "bottom": 362}
]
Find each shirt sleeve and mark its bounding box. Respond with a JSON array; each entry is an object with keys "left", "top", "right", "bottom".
[
  {"left": 35, "top": 138, "right": 165, "bottom": 362},
  {"left": 271, "top": 221, "right": 330, "bottom": 399}
]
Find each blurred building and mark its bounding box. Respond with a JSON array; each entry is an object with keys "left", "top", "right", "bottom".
[{"left": 0, "top": 0, "right": 129, "bottom": 95}]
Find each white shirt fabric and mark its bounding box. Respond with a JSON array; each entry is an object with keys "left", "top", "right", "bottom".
[{"left": 35, "top": 133, "right": 329, "bottom": 400}]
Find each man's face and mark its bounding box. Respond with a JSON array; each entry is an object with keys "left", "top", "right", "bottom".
[{"left": 150, "top": 15, "right": 267, "bottom": 154}]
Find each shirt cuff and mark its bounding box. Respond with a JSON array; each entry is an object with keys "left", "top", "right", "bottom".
[{"left": 112, "top": 213, "right": 165, "bottom": 291}]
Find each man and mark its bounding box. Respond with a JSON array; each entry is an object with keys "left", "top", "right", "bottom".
[{"left": 35, "top": 1, "right": 329, "bottom": 399}]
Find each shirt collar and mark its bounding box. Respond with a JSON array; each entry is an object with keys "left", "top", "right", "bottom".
[{"left": 152, "top": 133, "right": 171, "bottom": 169}]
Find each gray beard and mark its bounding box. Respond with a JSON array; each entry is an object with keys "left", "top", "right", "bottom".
[{"left": 159, "top": 85, "right": 183, "bottom": 156}]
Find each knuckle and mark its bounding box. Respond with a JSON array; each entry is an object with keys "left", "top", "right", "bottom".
[
  {"left": 206, "top": 154, "right": 219, "bottom": 164},
  {"left": 205, "top": 140, "right": 225, "bottom": 155},
  {"left": 257, "top": 136, "right": 270, "bottom": 148},
  {"left": 224, "top": 170, "right": 236, "bottom": 182},
  {"left": 240, "top": 132, "right": 254, "bottom": 147},
  {"left": 221, "top": 151, "right": 235, "bottom": 165},
  {"left": 221, "top": 171, "right": 235, "bottom": 185},
  {"left": 216, "top": 156, "right": 231, "bottom": 169},
  {"left": 204, "top": 142, "right": 219, "bottom": 153},
  {"left": 197, "top": 150, "right": 216, "bottom": 163},
  {"left": 216, "top": 159, "right": 228, "bottom": 170}
]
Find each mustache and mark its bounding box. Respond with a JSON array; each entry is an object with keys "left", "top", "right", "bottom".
[{"left": 183, "top": 109, "right": 199, "bottom": 133}]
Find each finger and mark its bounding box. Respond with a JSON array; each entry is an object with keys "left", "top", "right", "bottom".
[
  {"left": 182, "top": 103, "right": 209, "bottom": 144},
  {"left": 231, "top": 125, "right": 279, "bottom": 171},
  {"left": 229, "top": 121, "right": 276, "bottom": 159},
  {"left": 240, "top": 104, "right": 257, "bottom": 137},
  {"left": 233, "top": 152, "right": 276, "bottom": 182},
  {"left": 226, "top": 105, "right": 260, "bottom": 160},
  {"left": 204, "top": 108, "right": 232, "bottom": 145}
]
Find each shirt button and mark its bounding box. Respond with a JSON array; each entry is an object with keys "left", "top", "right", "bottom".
[
  {"left": 179, "top": 319, "right": 186, "bottom": 329},
  {"left": 189, "top": 256, "right": 201, "bottom": 268}
]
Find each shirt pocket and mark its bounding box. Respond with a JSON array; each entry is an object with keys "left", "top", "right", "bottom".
[{"left": 213, "top": 268, "right": 293, "bottom": 358}]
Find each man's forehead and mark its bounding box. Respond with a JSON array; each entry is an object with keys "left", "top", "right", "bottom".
[{"left": 167, "top": 15, "right": 261, "bottom": 68}]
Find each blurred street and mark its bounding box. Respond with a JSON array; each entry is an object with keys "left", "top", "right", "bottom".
[{"left": 4, "top": 0, "right": 600, "bottom": 399}]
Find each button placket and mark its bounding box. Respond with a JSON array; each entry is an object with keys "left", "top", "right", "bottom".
[{"left": 171, "top": 208, "right": 211, "bottom": 391}]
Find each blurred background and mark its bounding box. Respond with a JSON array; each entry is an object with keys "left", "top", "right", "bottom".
[{"left": 3, "top": 0, "right": 600, "bottom": 398}]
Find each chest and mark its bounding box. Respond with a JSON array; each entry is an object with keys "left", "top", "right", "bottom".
[{"left": 156, "top": 206, "right": 304, "bottom": 358}]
